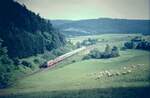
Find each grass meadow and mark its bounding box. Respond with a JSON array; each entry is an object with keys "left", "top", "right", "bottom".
[{"left": 0, "top": 34, "right": 150, "bottom": 98}]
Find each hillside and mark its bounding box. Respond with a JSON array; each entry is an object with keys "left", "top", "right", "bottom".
[
  {"left": 0, "top": 0, "right": 66, "bottom": 58},
  {"left": 51, "top": 18, "right": 150, "bottom": 36},
  {"left": 51, "top": 20, "right": 74, "bottom": 27}
]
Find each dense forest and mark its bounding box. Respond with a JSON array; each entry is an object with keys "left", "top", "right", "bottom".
[
  {"left": 0, "top": 0, "right": 66, "bottom": 88},
  {"left": 0, "top": 0, "right": 66, "bottom": 58}
]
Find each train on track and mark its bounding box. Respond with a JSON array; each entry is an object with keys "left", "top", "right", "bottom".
[{"left": 40, "top": 47, "right": 86, "bottom": 68}]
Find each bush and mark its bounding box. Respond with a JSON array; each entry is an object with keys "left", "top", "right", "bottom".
[
  {"left": 33, "top": 59, "right": 39, "bottom": 64},
  {"left": 76, "top": 38, "right": 99, "bottom": 47},
  {"left": 72, "top": 60, "right": 76, "bottom": 63},
  {"left": 83, "top": 45, "right": 120, "bottom": 60},
  {"left": 0, "top": 71, "right": 14, "bottom": 88},
  {"left": 111, "top": 46, "right": 120, "bottom": 57},
  {"left": 52, "top": 48, "right": 64, "bottom": 56},
  {"left": 124, "top": 36, "right": 150, "bottom": 51},
  {"left": 12, "top": 58, "right": 20, "bottom": 65},
  {"left": 76, "top": 42, "right": 81, "bottom": 48},
  {"left": 82, "top": 55, "right": 91, "bottom": 60},
  {"left": 89, "top": 49, "right": 102, "bottom": 59},
  {"left": 121, "top": 47, "right": 127, "bottom": 51},
  {"left": 42, "top": 52, "right": 56, "bottom": 60},
  {"left": 0, "top": 40, "right": 15, "bottom": 88},
  {"left": 21, "top": 61, "right": 32, "bottom": 68},
  {"left": 0, "top": 55, "right": 12, "bottom": 65}
]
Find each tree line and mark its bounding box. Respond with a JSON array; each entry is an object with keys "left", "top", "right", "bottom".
[{"left": 124, "top": 36, "right": 150, "bottom": 51}]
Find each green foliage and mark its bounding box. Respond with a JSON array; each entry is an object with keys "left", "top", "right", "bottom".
[
  {"left": 105, "top": 44, "right": 111, "bottom": 55},
  {"left": 0, "top": 40, "right": 15, "bottom": 88},
  {"left": 90, "top": 49, "right": 102, "bottom": 59},
  {"left": 0, "top": 0, "right": 66, "bottom": 58},
  {"left": 41, "top": 53, "right": 56, "bottom": 61},
  {"left": 76, "top": 38, "right": 98, "bottom": 47},
  {"left": 76, "top": 42, "right": 81, "bottom": 48},
  {"left": 83, "top": 45, "right": 120, "bottom": 60},
  {"left": 111, "top": 46, "right": 120, "bottom": 57},
  {"left": 40, "top": 41, "right": 75, "bottom": 64},
  {"left": 124, "top": 36, "right": 150, "bottom": 51},
  {"left": 51, "top": 41, "right": 76, "bottom": 57},
  {"left": 21, "top": 61, "right": 32, "bottom": 68},
  {"left": 52, "top": 48, "right": 64, "bottom": 56},
  {"left": 12, "top": 58, "right": 20, "bottom": 66},
  {"left": 33, "top": 59, "right": 40, "bottom": 64},
  {"left": 72, "top": 60, "right": 76, "bottom": 63},
  {"left": 82, "top": 55, "right": 92, "bottom": 60}
]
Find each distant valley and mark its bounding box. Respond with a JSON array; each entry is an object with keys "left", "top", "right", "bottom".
[{"left": 51, "top": 18, "right": 150, "bottom": 36}]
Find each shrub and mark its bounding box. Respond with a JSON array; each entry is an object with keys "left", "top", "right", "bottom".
[
  {"left": 12, "top": 58, "right": 20, "bottom": 65},
  {"left": 121, "top": 47, "right": 127, "bottom": 51},
  {"left": 0, "top": 55, "right": 12, "bottom": 65},
  {"left": 0, "top": 39, "right": 15, "bottom": 88},
  {"left": 72, "top": 60, "right": 76, "bottom": 63},
  {"left": 33, "top": 59, "right": 39, "bottom": 64},
  {"left": 0, "top": 71, "right": 14, "bottom": 88},
  {"left": 83, "top": 45, "right": 120, "bottom": 60},
  {"left": 77, "top": 38, "right": 99, "bottom": 47},
  {"left": 82, "top": 55, "right": 91, "bottom": 60},
  {"left": 124, "top": 36, "right": 150, "bottom": 51},
  {"left": 111, "top": 46, "right": 120, "bottom": 57},
  {"left": 21, "top": 61, "right": 32, "bottom": 68}
]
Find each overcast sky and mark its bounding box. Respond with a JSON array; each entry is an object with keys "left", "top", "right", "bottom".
[{"left": 16, "top": 0, "right": 150, "bottom": 20}]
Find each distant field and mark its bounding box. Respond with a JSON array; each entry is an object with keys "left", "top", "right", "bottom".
[
  {"left": 0, "top": 34, "right": 150, "bottom": 98},
  {"left": 69, "top": 34, "right": 142, "bottom": 44}
]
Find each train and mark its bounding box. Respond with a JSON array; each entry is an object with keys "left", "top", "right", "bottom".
[{"left": 40, "top": 47, "right": 86, "bottom": 68}]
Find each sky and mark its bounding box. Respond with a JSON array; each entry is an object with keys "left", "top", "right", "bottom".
[{"left": 16, "top": 0, "right": 150, "bottom": 20}]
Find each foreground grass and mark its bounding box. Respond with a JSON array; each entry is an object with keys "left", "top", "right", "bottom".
[{"left": 1, "top": 86, "right": 150, "bottom": 98}]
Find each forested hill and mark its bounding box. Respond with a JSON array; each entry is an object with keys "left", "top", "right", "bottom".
[
  {"left": 51, "top": 18, "right": 150, "bottom": 36},
  {"left": 0, "top": 0, "right": 66, "bottom": 58}
]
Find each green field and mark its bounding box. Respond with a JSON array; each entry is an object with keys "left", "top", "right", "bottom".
[
  {"left": 69, "top": 34, "right": 142, "bottom": 44},
  {"left": 0, "top": 34, "right": 150, "bottom": 98}
]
